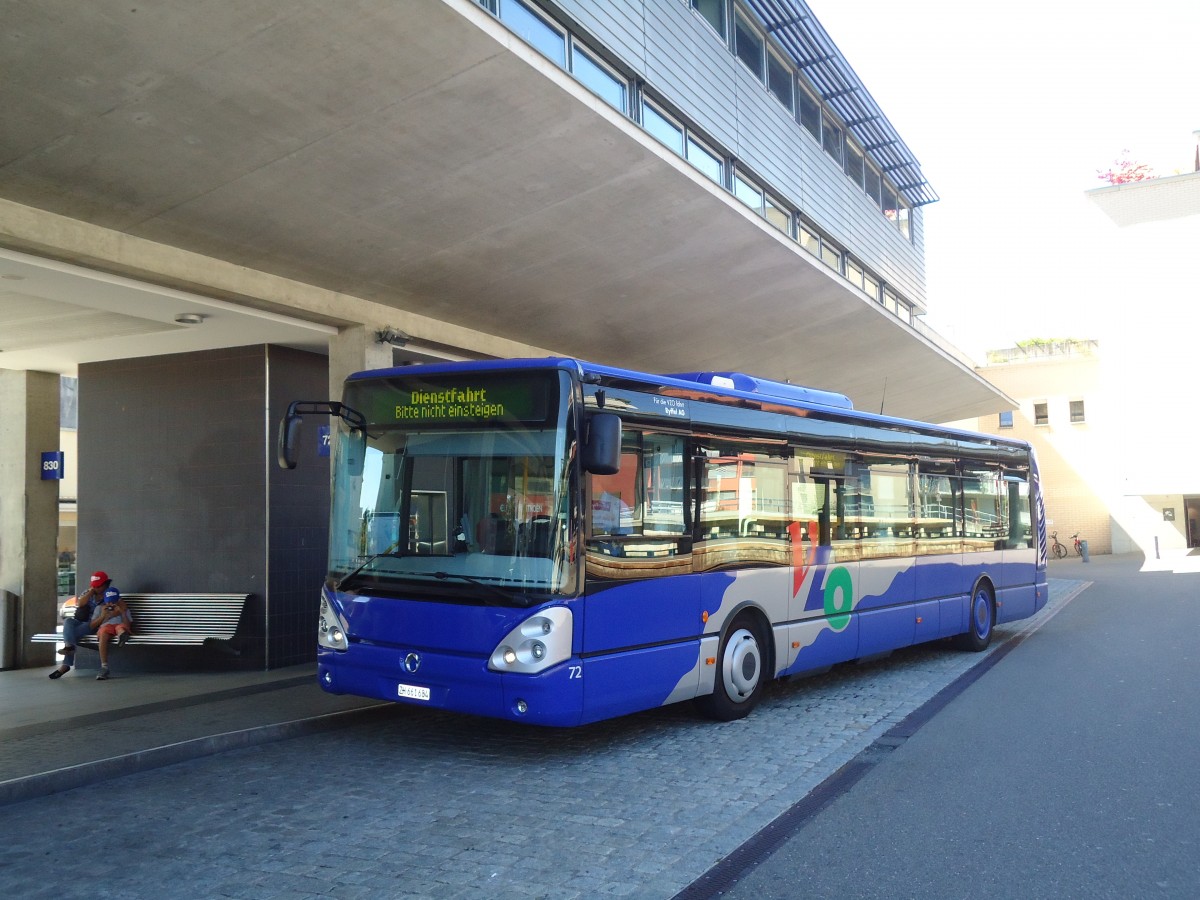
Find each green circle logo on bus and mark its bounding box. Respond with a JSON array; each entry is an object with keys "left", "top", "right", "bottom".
[{"left": 823, "top": 566, "right": 854, "bottom": 631}]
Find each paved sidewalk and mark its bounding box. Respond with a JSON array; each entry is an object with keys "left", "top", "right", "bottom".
[{"left": 0, "top": 662, "right": 385, "bottom": 806}]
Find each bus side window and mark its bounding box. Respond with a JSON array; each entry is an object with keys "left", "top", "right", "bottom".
[
  {"left": 790, "top": 448, "right": 847, "bottom": 549},
  {"left": 689, "top": 440, "right": 791, "bottom": 572},
  {"left": 838, "top": 456, "right": 914, "bottom": 558},
  {"left": 962, "top": 464, "right": 1004, "bottom": 551},
  {"left": 586, "top": 432, "right": 687, "bottom": 572},
  {"left": 1005, "top": 470, "right": 1031, "bottom": 548},
  {"left": 917, "top": 460, "right": 960, "bottom": 556},
  {"left": 589, "top": 444, "right": 640, "bottom": 537}
]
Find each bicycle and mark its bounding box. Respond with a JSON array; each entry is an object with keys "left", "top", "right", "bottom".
[
  {"left": 1050, "top": 531, "right": 1068, "bottom": 559},
  {"left": 1071, "top": 532, "right": 1084, "bottom": 557}
]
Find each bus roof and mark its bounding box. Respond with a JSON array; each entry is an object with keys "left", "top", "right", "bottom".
[{"left": 349, "top": 357, "right": 1031, "bottom": 454}]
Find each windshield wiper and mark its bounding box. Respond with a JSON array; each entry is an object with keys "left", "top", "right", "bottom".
[
  {"left": 432, "top": 571, "right": 529, "bottom": 607},
  {"left": 336, "top": 550, "right": 410, "bottom": 591}
]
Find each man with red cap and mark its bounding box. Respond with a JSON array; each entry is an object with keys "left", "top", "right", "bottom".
[{"left": 49, "top": 570, "right": 118, "bottom": 679}]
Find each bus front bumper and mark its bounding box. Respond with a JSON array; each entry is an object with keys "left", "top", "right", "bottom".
[{"left": 317, "top": 643, "right": 585, "bottom": 727}]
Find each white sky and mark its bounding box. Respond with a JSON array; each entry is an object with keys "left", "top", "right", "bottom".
[{"left": 807, "top": 0, "right": 1199, "bottom": 360}]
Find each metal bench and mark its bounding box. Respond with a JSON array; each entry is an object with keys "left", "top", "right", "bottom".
[{"left": 31, "top": 593, "right": 250, "bottom": 648}]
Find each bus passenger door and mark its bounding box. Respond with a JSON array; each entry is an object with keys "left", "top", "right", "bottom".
[
  {"left": 581, "top": 430, "right": 701, "bottom": 719},
  {"left": 914, "top": 464, "right": 963, "bottom": 642},
  {"left": 693, "top": 439, "right": 793, "bottom": 683},
  {"left": 999, "top": 470, "right": 1037, "bottom": 621},
  {"left": 960, "top": 464, "right": 1006, "bottom": 629},
  {"left": 784, "top": 456, "right": 860, "bottom": 675},
  {"left": 850, "top": 457, "right": 915, "bottom": 657}
]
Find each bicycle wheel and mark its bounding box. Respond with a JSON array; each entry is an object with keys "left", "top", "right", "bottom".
[{"left": 1053, "top": 543, "right": 1067, "bottom": 559}]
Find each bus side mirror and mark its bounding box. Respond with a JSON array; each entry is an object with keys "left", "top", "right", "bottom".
[
  {"left": 277, "top": 400, "right": 365, "bottom": 472},
  {"left": 277, "top": 414, "right": 301, "bottom": 470},
  {"left": 583, "top": 413, "right": 621, "bottom": 475}
]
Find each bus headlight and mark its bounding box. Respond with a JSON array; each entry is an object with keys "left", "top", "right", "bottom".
[
  {"left": 489, "top": 607, "right": 572, "bottom": 674},
  {"left": 318, "top": 593, "right": 350, "bottom": 651}
]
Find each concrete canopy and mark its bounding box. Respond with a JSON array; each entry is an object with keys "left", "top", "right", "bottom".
[
  {"left": 0, "top": 0, "right": 1007, "bottom": 423},
  {"left": 1088, "top": 171, "right": 1200, "bottom": 228}
]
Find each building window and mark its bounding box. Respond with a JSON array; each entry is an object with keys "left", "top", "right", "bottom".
[
  {"left": 865, "top": 164, "right": 882, "bottom": 207},
  {"left": 798, "top": 225, "right": 819, "bottom": 256},
  {"left": 896, "top": 200, "right": 911, "bottom": 239},
  {"left": 844, "top": 141, "right": 865, "bottom": 188},
  {"left": 883, "top": 288, "right": 899, "bottom": 315},
  {"left": 797, "top": 88, "right": 821, "bottom": 141},
  {"left": 1070, "top": 400, "right": 1086, "bottom": 424},
  {"left": 998, "top": 411, "right": 1014, "bottom": 429},
  {"left": 734, "top": 11, "right": 764, "bottom": 81},
  {"left": 862, "top": 272, "right": 879, "bottom": 301},
  {"left": 642, "top": 101, "right": 684, "bottom": 154},
  {"left": 820, "top": 240, "right": 841, "bottom": 272},
  {"left": 1034, "top": 402, "right": 1049, "bottom": 426},
  {"left": 734, "top": 171, "right": 764, "bottom": 213},
  {"left": 821, "top": 114, "right": 842, "bottom": 164},
  {"left": 570, "top": 44, "right": 627, "bottom": 113},
  {"left": 882, "top": 185, "right": 898, "bottom": 223},
  {"left": 500, "top": 0, "right": 566, "bottom": 67},
  {"left": 687, "top": 136, "right": 724, "bottom": 184},
  {"left": 643, "top": 97, "right": 724, "bottom": 186},
  {"left": 764, "top": 194, "right": 791, "bottom": 234},
  {"left": 845, "top": 259, "right": 865, "bottom": 291},
  {"left": 690, "top": 0, "right": 726, "bottom": 39},
  {"left": 767, "top": 50, "right": 793, "bottom": 110},
  {"left": 733, "top": 171, "right": 791, "bottom": 235}
]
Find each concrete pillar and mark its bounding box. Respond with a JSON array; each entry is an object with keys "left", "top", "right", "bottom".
[
  {"left": 0, "top": 370, "right": 60, "bottom": 668},
  {"left": 328, "top": 325, "right": 395, "bottom": 401}
]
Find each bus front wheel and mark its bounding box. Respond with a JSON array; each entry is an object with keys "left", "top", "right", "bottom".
[
  {"left": 956, "top": 583, "right": 995, "bottom": 652},
  {"left": 697, "top": 615, "right": 768, "bottom": 721}
]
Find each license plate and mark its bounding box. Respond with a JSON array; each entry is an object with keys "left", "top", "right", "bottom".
[{"left": 397, "top": 683, "right": 431, "bottom": 701}]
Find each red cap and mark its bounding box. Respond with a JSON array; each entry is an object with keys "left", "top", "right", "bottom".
[{"left": 90, "top": 571, "right": 109, "bottom": 587}]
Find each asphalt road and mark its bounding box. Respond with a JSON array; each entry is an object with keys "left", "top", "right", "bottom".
[{"left": 714, "top": 559, "right": 1200, "bottom": 899}]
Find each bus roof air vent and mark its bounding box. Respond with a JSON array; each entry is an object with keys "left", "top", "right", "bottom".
[{"left": 665, "top": 372, "right": 854, "bottom": 410}]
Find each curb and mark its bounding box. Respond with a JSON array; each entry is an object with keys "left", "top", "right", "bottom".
[{"left": 0, "top": 702, "right": 391, "bottom": 807}]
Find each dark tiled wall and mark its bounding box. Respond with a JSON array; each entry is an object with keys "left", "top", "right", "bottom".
[
  {"left": 79, "top": 345, "right": 329, "bottom": 669},
  {"left": 266, "top": 346, "right": 331, "bottom": 667}
]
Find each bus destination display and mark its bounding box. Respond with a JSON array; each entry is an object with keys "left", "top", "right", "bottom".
[{"left": 378, "top": 376, "right": 551, "bottom": 425}]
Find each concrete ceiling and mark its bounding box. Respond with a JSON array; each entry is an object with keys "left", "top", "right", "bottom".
[
  {"left": 0, "top": 248, "right": 336, "bottom": 371},
  {"left": 0, "top": 0, "right": 1006, "bottom": 423}
]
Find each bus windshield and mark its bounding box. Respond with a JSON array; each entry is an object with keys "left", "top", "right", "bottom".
[{"left": 329, "top": 370, "right": 575, "bottom": 604}]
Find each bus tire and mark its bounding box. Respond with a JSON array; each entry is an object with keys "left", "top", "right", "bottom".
[
  {"left": 697, "top": 614, "right": 768, "bottom": 721},
  {"left": 956, "top": 582, "right": 994, "bottom": 652}
]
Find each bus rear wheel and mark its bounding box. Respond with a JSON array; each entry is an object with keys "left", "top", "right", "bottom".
[
  {"left": 956, "top": 582, "right": 994, "bottom": 652},
  {"left": 697, "top": 615, "right": 768, "bottom": 721}
]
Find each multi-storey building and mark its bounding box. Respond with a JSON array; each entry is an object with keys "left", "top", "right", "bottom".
[
  {"left": 951, "top": 341, "right": 1113, "bottom": 556},
  {"left": 0, "top": 1, "right": 1009, "bottom": 668},
  {"left": 951, "top": 155, "right": 1200, "bottom": 562}
]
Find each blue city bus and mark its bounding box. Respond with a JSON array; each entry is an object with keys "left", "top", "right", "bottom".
[{"left": 279, "top": 358, "right": 1047, "bottom": 726}]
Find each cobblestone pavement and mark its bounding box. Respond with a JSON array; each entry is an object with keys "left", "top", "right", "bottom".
[{"left": 0, "top": 580, "right": 1085, "bottom": 900}]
